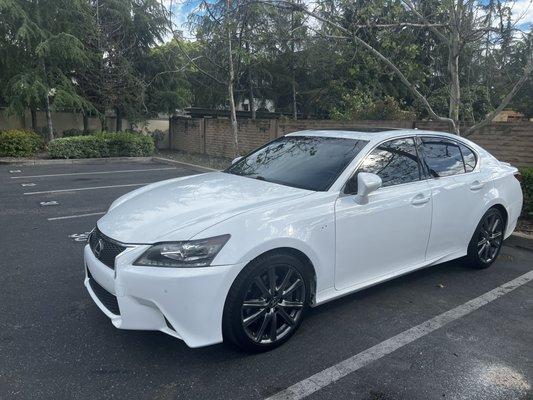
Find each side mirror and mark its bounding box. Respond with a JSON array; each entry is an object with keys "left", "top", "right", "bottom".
[
  {"left": 354, "top": 172, "right": 382, "bottom": 204},
  {"left": 231, "top": 156, "right": 243, "bottom": 165}
]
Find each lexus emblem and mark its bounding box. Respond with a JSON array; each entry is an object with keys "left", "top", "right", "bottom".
[{"left": 94, "top": 239, "right": 104, "bottom": 258}]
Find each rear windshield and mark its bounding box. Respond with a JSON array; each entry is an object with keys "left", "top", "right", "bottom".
[{"left": 225, "top": 136, "right": 368, "bottom": 191}]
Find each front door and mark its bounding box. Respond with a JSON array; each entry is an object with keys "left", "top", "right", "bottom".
[{"left": 334, "top": 137, "right": 432, "bottom": 290}]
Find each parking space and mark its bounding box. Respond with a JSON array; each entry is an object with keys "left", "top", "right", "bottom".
[{"left": 0, "top": 160, "right": 531, "bottom": 400}]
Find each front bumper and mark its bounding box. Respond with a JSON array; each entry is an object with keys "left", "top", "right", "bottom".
[{"left": 84, "top": 244, "right": 244, "bottom": 348}]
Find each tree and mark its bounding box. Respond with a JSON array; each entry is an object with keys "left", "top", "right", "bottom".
[
  {"left": 87, "top": 0, "right": 168, "bottom": 131},
  {"left": 260, "top": 0, "right": 533, "bottom": 135},
  {"left": 0, "top": 0, "right": 95, "bottom": 140},
  {"left": 182, "top": 0, "right": 251, "bottom": 155}
]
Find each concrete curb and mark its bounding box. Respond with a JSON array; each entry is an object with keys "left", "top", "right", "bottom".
[
  {"left": 151, "top": 156, "right": 217, "bottom": 171},
  {"left": 0, "top": 156, "right": 153, "bottom": 166},
  {"left": 506, "top": 232, "right": 533, "bottom": 252}
]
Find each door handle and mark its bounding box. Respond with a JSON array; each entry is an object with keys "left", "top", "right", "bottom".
[
  {"left": 411, "top": 194, "right": 430, "bottom": 206},
  {"left": 470, "top": 181, "right": 484, "bottom": 191}
]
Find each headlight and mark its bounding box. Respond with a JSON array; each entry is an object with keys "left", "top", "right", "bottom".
[{"left": 133, "top": 235, "right": 230, "bottom": 268}]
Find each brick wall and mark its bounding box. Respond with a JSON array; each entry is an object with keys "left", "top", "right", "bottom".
[{"left": 170, "top": 117, "right": 533, "bottom": 167}]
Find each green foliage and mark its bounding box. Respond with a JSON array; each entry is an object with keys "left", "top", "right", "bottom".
[
  {"left": 0, "top": 129, "right": 44, "bottom": 157},
  {"left": 48, "top": 132, "right": 154, "bottom": 159},
  {"left": 331, "top": 92, "right": 417, "bottom": 121},
  {"left": 62, "top": 128, "right": 93, "bottom": 137},
  {"left": 520, "top": 167, "right": 533, "bottom": 216}
]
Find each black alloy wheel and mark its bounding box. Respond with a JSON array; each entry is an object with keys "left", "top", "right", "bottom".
[
  {"left": 241, "top": 264, "right": 306, "bottom": 344},
  {"left": 223, "top": 252, "right": 310, "bottom": 352},
  {"left": 467, "top": 208, "right": 505, "bottom": 268}
]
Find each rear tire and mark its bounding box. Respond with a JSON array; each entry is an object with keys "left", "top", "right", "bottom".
[
  {"left": 465, "top": 208, "right": 505, "bottom": 269},
  {"left": 223, "top": 252, "right": 310, "bottom": 352}
]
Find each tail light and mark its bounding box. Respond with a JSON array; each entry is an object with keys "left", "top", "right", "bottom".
[{"left": 514, "top": 171, "right": 522, "bottom": 184}]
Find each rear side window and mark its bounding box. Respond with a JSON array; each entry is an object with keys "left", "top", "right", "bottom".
[
  {"left": 420, "top": 138, "right": 465, "bottom": 177},
  {"left": 459, "top": 144, "right": 477, "bottom": 172},
  {"left": 356, "top": 138, "right": 422, "bottom": 188}
]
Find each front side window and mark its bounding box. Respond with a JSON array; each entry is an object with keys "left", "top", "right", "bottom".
[
  {"left": 420, "top": 137, "right": 465, "bottom": 177},
  {"left": 225, "top": 136, "right": 368, "bottom": 191},
  {"left": 352, "top": 137, "right": 422, "bottom": 190}
]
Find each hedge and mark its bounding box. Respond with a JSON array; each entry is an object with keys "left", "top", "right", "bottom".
[
  {"left": 0, "top": 129, "right": 44, "bottom": 157},
  {"left": 521, "top": 167, "right": 533, "bottom": 217},
  {"left": 48, "top": 132, "right": 154, "bottom": 159}
]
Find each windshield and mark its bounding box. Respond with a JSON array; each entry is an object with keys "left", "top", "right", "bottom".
[{"left": 224, "top": 136, "right": 368, "bottom": 191}]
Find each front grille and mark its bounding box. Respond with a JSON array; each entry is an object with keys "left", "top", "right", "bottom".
[
  {"left": 87, "top": 269, "right": 120, "bottom": 315},
  {"left": 89, "top": 228, "right": 126, "bottom": 270}
]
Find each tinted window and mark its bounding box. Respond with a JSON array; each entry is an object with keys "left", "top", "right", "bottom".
[
  {"left": 225, "top": 136, "right": 368, "bottom": 191},
  {"left": 355, "top": 138, "right": 422, "bottom": 189},
  {"left": 459, "top": 144, "right": 476, "bottom": 172},
  {"left": 420, "top": 138, "right": 465, "bottom": 177}
]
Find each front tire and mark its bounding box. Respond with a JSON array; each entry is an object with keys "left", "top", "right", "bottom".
[
  {"left": 466, "top": 208, "right": 505, "bottom": 269},
  {"left": 223, "top": 252, "right": 310, "bottom": 352}
]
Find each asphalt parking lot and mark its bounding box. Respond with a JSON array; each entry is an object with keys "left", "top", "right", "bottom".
[{"left": 0, "top": 159, "right": 532, "bottom": 400}]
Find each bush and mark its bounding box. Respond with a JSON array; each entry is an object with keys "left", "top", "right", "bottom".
[
  {"left": 520, "top": 167, "right": 533, "bottom": 217},
  {"left": 48, "top": 132, "right": 154, "bottom": 159},
  {"left": 62, "top": 128, "right": 97, "bottom": 137},
  {"left": 0, "top": 129, "right": 44, "bottom": 157}
]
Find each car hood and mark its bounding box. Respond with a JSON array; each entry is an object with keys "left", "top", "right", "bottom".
[{"left": 97, "top": 171, "right": 311, "bottom": 243}]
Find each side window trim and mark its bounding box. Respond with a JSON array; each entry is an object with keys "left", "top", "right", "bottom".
[{"left": 343, "top": 136, "right": 423, "bottom": 194}]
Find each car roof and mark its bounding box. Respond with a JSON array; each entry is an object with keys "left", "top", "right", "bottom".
[{"left": 286, "top": 128, "right": 468, "bottom": 145}]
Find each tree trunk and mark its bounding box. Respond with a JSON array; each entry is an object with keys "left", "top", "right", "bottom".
[
  {"left": 41, "top": 60, "right": 54, "bottom": 141},
  {"left": 291, "top": 9, "right": 297, "bottom": 120},
  {"left": 115, "top": 108, "right": 122, "bottom": 132},
  {"left": 100, "top": 114, "right": 107, "bottom": 132},
  {"left": 448, "top": 38, "right": 461, "bottom": 134},
  {"left": 448, "top": 0, "right": 462, "bottom": 135},
  {"left": 44, "top": 92, "right": 54, "bottom": 141},
  {"left": 245, "top": 40, "right": 256, "bottom": 120},
  {"left": 83, "top": 112, "right": 90, "bottom": 132},
  {"left": 227, "top": 0, "right": 239, "bottom": 156},
  {"left": 30, "top": 108, "right": 37, "bottom": 131}
]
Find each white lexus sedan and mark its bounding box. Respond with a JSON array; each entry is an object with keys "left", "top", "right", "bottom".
[{"left": 84, "top": 129, "right": 523, "bottom": 351}]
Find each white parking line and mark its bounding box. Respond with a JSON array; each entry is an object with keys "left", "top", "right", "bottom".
[
  {"left": 11, "top": 167, "right": 176, "bottom": 179},
  {"left": 266, "top": 270, "right": 533, "bottom": 400},
  {"left": 48, "top": 212, "right": 106, "bottom": 221},
  {"left": 24, "top": 183, "right": 148, "bottom": 195}
]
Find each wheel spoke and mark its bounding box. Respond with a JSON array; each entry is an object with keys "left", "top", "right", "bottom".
[
  {"left": 254, "top": 277, "right": 270, "bottom": 298},
  {"left": 243, "top": 300, "right": 268, "bottom": 308},
  {"left": 279, "top": 269, "right": 293, "bottom": 293},
  {"left": 269, "top": 311, "right": 277, "bottom": 342},
  {"left": 243, "top": 307, "right": 268, "bottom": 327},
  {"left": 490, "top": 231, "right": 502, "bottom": 240},
  {"left": 491, "top": 217, "right": 500, "bottom": 233},
  {"left": 282, "top": 278, "right": 303, "bottom": 298},
  {"left": 277, "top": 306, "right": 295, "bottom": 326},
  {"left": 484, "top": 242, "right": 491, "bottom": 259},
  {"left": 255, "top": 311, "right": 271, "bottom": 341},
  {"left": 279, "top": 300, "right": 304, "bottom": 309},
  {"left": 478, "top": 237, "right": 487, "bottom": 247},
  {"left": 478, "top": 242, "right": 488, "bottom": 257},
  {"left": 268, "top": 267, "right": 277, "bottom": 294}
]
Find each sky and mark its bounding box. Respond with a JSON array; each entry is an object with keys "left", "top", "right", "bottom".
[{"left": 164, "top": 0, "right": 533, "bottom": 41}]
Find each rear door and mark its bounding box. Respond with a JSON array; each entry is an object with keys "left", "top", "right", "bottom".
[
  {"left": 334, "top": 137, "right": 432, "bottom": 290},
  {"left": 418, "top": 136, "right": 493, "bottom": 260}
]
